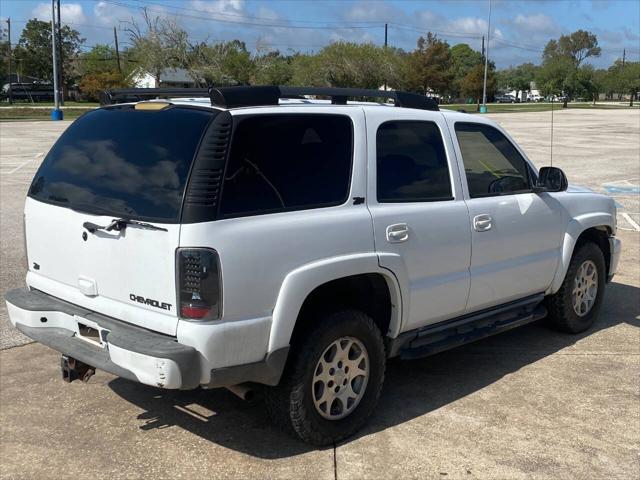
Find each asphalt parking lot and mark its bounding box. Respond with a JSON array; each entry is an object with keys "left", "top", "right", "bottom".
[{"left": 1, "top": 108, "right": 638, "bottom": 479}]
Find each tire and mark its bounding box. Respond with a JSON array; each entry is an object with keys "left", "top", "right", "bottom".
[
  {"left": 264, "top": 310, "right": 386, "bottom": 446},
  {"left": 545, "top": 241, "right": 606, "bottom": 333}
]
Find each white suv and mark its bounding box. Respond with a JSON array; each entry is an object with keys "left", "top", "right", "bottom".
[{"left": 5, "top": 86, "right": 621, "bottom": 445}]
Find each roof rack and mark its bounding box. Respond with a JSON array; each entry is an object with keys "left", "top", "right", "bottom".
[
  {"left": 100, "top": 86, "right": 439, "bottom": 111},
  {"left": 100, "top": 88, "right": 209, "bottom": 106}
]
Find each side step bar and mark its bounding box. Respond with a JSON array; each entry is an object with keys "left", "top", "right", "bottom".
[{"left": 389, "top": 294, "right": 547, "bottom": 360}]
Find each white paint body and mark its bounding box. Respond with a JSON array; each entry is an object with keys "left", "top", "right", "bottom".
[{"left": 11, "top": 101, "right": 620, "bottom": 388}]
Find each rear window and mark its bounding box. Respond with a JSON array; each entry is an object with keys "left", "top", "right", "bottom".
[
  {"left": 219, "top": 114, "right": 353, "bottom": 217},
  {"left": 29, "top": 106, "right": 214, "bottom": 222}
]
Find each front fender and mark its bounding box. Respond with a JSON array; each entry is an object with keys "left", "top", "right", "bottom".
[
  {"left": 268, "top": 253, "right": 402, "bottom": 353},
  {"left": 548, "top": 212, "right": 614, "bottom": 294}
]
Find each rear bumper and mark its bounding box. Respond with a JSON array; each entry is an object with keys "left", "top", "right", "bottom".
[{"left": 5, "top": 288, "right": 200, "bottom": 389}]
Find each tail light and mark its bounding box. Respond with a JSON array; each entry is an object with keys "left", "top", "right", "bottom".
[{"left": 177, "top": 248, "right": 222, "bottom": 320}]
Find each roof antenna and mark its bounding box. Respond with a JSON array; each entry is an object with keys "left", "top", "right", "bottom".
[{"left": 550, "top": 96, "right": 554, "bottom": 167}]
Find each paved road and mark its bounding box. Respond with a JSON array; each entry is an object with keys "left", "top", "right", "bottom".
[{"left": 0, "top": 109, "right": 638, "bottom": 479}]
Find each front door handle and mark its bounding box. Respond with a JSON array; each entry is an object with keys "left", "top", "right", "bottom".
[
  {"left": 386, "top": 223, "right": 409, "bottom": 243},
  {"left": 473, "top": 214, "right": 493, "bottom": 232}
]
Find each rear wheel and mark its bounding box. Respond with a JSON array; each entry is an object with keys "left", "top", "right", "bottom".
[
  {"left": 265, "top": 310, "right": 386, "bottom": 445},
  {"left": 546, "top": 241, "right": 606, "bottom": 333}
]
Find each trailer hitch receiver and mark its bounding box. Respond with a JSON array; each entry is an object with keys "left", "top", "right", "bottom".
[{"left": 61, "top": 355, "right": 96, "bottom": 383}]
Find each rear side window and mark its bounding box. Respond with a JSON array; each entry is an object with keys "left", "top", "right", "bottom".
[
  {"left": 219, "top": 114, "right": 353, "bottom": 217},
  {"left": 376, "top": 121, "right": 452, "bottom": 202},
  {"left": 29, "top": 106, "right": 214, "bottom": 222},
  {"left": 455, "top": 122, "right": 531, "bottom": 198}
]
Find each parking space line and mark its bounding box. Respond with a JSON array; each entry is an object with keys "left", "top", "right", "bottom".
[
  {"left": 7, "top": 153, "right": 43, "bottom": 174},
  {"left": 621, "top": 212, "right": 640, "bottom": 232}
]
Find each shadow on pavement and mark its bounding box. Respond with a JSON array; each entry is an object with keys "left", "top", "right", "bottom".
[{"left": 108, "top": 281, "right": 639, "bottom": 458}]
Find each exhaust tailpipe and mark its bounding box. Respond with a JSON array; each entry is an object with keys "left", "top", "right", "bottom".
[{"left": 226, "top": 384, "right": 255, "bottom": 401}]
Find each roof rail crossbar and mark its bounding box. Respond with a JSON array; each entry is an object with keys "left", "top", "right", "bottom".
[
  {"left": 278, "top": 86, "right": 438, "bottom": 111},
  {"left": 100, "top": 88, "right": 210, "bottom": 106},
  {"left": 100, "top": 86, "right": 439, "bottom": 111}
]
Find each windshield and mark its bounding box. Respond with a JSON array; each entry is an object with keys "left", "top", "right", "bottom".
[{"left": 29, "top": 106, "right": 215, "bottom": 222}]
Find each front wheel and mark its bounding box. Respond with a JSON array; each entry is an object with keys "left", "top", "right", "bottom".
[
  {"left": 545, "top": 241, "right": 606, "bottom": 333},
  {"left": 265, "top": 310, "right": 386, "bottom": 445}
]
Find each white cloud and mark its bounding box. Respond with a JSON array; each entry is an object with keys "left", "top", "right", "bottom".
[
  {"left": 32, "top": 2, "right": 86, "bottom": 24},
  {"left": 513, "top": 13, "right": 559, "bottom": 35}
]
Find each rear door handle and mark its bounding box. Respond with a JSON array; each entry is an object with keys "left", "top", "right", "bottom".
[
  {"left": 386, "top": 223, "right": 409, "bottom": 243},
  {"left": 473, "top": 214, "right": 493, "bottom": 232}
]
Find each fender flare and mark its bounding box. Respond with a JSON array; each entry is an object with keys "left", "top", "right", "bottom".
[
  {"left": 548, "top": 212, "right": 614, "bottom": 294},
  {"left": 268, "top": 253, "right": 403, "bottom": 353}
]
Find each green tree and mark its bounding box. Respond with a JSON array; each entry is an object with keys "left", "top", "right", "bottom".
[
  {"left": 404, "top": 34, "right": 453, "bottom": 96},
  {"left": 460, "top": 63, "right": 496, "bottom": 110},
  {"left": 126, "top": 11, "right": 190, "bottom": 87},
  {"left": 315, "top": 42, "right": 387, "bottom": 89},
  {"left": 289, "top": 53, "right": 324, "bottom": 86},
  {"left": 188, "top": 40, "right": 253, "bottom": 86},
  {"left": 449, "top": 43, "right": 482, "bottom": 98},
  {"left": 606, "top": 60, "right": 640, "bottom": 106},
  {"left": 79, "top": 71, "right": 130, "bottom": 101},
  {"left": 12, "top": 18, "right": 84, "bottom": 86},
  {"left": 0, "top": 26, "right": 10, "bottom": 81},
  {"left": 543, "top": 30, "right": 601, "bottom": 67},
  {"left": 540, "top": 30, "right": 601, "bottom": 107},
  {"left": 252, "top": 51, "right": 293, "bottom": 86},
  {"left": 497, "top": 63, "right": 537, "bottom": 101},
  {"left": 80, "top": 44, "right": 119, "bottom": 75}
]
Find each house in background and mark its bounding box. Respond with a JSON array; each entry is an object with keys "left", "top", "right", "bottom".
[{"left": 131, "top": 68, "right": 200, "bottom": 88}]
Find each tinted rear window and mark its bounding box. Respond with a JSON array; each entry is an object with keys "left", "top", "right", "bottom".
[
  {"left": 219, "top": 114, "right": 353, "bottom": 217},
  {"left": 29, "top": 107, "right": 214, "bottom": 222}
]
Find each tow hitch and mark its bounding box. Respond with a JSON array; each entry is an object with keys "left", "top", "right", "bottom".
[{"left": 61, "top": 355, "right": 95, "bottom": 383}]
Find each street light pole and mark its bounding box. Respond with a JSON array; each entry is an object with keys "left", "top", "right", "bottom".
[
  {"left": 481, "top": 0, "right": 492, "bottom": 113},
  {"left": 51, "top": 0, "right": 62, "bottom": 120}
]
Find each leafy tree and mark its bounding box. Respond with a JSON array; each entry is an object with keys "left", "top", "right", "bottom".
[
  {"left": 80, "top": 44, "right": 120, "bottom": 75},
  {"left": 404, "top": 34, "right": 453, "bottom": 96},
  {"left": 187, "top": 40, "right": 253, "bottom": 86},
  {"left": 252, "top": 51, "right": 293, "bottom": 85},
  {"left": 543, "top": 30, "right": 601, "bottom": 67},
  {"left": 460, "top": 63, "right": 496, "bottom": 110},
  {"left": 449, "top": 43, "right": 482, "bottom": 98},
  {"left": 12, "top": 18, "right": 84, "bottom": 86},
  {"left": 605, "top": 60, "right": 640, "bottom": 106},
  {"left": 315, "top": 42, "right": 387, "bottom": 89},
  {"left": 79, "top": 71, "right": 130, "bottom": 101},
  {"left": 497, "top": 63, "right": 537, "bottom": 101},
  {"left": 126, "top": 11, "right": 189, "bottom": 87},
  {"left": 539, "top": 30, "right": 601, "bottom": 107},
  {"left": 0, "top": 26, "right": 10, "bottom": 81},
  {"left": 289, "top": 53, "right": 324, "bottom": 86}
]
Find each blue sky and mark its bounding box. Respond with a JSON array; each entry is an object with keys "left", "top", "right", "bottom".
[{"left": 1, "top": 0, "right": 639, "bottom": 68}]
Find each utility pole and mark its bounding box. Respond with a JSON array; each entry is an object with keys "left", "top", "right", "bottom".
[
  {"left": 383, "top": 23, "right": 388, "bottom": 91},
  {"left": 481, "top": 35, "right": 485, "bottom": 62},
  {"left": 622, "top": 48, "right": 626, "bottom": 68},
  {"left": 56, "top": 0, "right": 64, "bottom": 105},
  {"left": 6, "top": 17, "right": 12, "bottom": 105},
  {"left": 481, "top": 0, "right": 492, "bottom": 113},
  {"left": 51, "top": 0, "right": 62, "bottom": 120},
  {"left": 114, "top": 27, "right": 122, "bottom": 74}
]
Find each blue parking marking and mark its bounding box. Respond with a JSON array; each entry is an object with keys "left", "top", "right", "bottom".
[{"left": 603, "top": 185, "right": 640, "bottom": 194}]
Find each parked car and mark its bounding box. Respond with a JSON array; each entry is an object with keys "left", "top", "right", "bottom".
[
  {"left": 5, "top": 86, "right": 621, "bottom": 445},
  {"left": 528, "top": 94, "right": 544, "bottom": 102},
  {"left": 495, "top": 94, "right": 516, "bottom": 103}
]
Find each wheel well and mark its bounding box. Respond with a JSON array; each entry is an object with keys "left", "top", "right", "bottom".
[
  {"left": 290, "top": 274, "right": 392, "bottom": 347},
  {"left": 576, "top": 226, "right": 611, "bottom": 274}
]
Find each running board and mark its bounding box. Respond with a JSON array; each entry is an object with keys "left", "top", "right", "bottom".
[{"left": 390, "top": 294, "right": 547, "bottom": 360}]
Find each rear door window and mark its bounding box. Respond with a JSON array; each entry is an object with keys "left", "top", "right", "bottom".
[
  {"left": 376, "top": 121, "right": 453, "bottom": 202},
  {"left": 29, "top": 106, "right": 214, "bottom": 222},
  {"left": 219, "top": 114, "right": 353, "bottom": 217}
]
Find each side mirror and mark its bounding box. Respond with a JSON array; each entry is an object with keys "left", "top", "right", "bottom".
[{"left": 536, "top": 166, "right": 568, "bottom": 192}]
